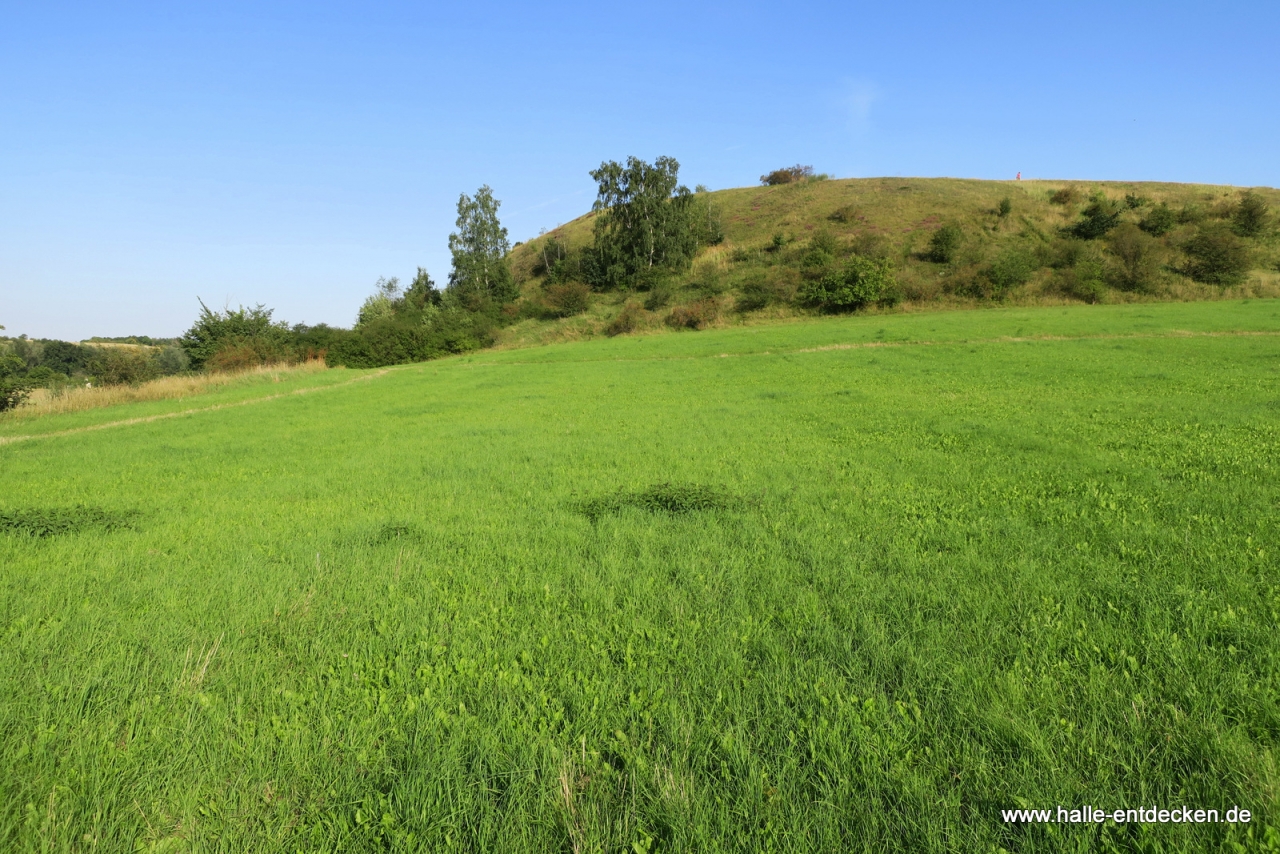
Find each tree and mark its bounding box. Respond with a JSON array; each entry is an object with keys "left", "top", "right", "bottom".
[
  {"left": 356, "top": 277, "right": 400, "bottom": 328},
  {"left": 1066, "top": 193, "right": 1123, "bottom": 240},
  {"left": 585, "top": 155, "right": 697, "bottom": 290},
  {"left": 1182, "top": 225, "right": 1251, "bottom": 285},
  {"left": 178, "top": 300, "right": 290, "bottom": 370},
  {"left": 1232, "top": 191, "right": 1271, "bottom": 238},
  {"left": 760, "top": 165, "right": 814, "bottom": 186},
  {"left": 447, "top": 186, "right": 516, "bottom": 304},
  {"left": 799, "top": 256, "right": 898, "bottom": 311}
]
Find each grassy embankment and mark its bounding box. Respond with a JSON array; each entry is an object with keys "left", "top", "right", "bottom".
[
  {"left": 499, "top": 177, "right": 1280, "bottom": 349},
  {"left": 1, "top": 300, "right": 1278, "bottom": 851}
]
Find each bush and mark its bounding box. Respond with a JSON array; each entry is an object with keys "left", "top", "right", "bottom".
[
  {"left": 86, "top": 347, "right": 160, "bottom": 386},
  {"left": 736, "top": 268, "right": 800, "bottom": 312},
  {"left": 997, "top": 197, "right": 1012, "bottom": 218},
  {"left": 605, "top": 302, "right": 643, "bottom": 337},
  {"left": 542, "top": 282, "right": 592, "bottom": 317},
  {"left": 1182, "top": 225, "right": 1251, "bottom": 285},
  {"left": 925, "top": 224, "right": 962, "bottom": 263},
  {"left": 829, "top": 205, "right": 862, "bottom": 224},
  {"left": 1107, "top": 224, "right": 1161, "bottom": 291},
  {"left": 180, "top": 301, "right": 290, "bottom": 370},
  {"left": 1049, "top": 187, "right": 1080, "bottom": 206},
  {"left": 799, "top": 256, "right": 897, "bottom": 311},
  {"left": 1124, "top": 193, "right": 1150, "bottom": 209},
  {"left": 1139, "top": 203, "right": 1175, "bottom": 237},
  {"left": 665, "top": 298, "right": 719, "bottom": 329},
  {"left": 1232, "top": 191, "right": 1271, "bottom": 238},
  {"left": 985, "top": 248, "right": 1037, "bottom": 296},
  {"left": 1065, "top": 194, "right": 1123, "bottom": 240},
  {"left": 0, "top": 378, "right": 31, "bottom": 412},
  {"left": 760, "top": 165, "right": 814, "bottom": 186},
  {"left": 643, "top": 286, "right": 672, "bottom": 311}
]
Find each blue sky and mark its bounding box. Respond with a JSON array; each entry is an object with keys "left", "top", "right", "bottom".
[{"left": 2, "top": 1, "right": 1276, "bottom": 340}]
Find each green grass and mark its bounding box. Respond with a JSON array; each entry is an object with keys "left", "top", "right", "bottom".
[{"left": 2, "top": 301, "right": 1279, "bottom": 852}]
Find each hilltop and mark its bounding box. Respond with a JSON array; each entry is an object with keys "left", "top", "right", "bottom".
[{"left": 499, "top": 176, "right": 1280, "bottom": 348}]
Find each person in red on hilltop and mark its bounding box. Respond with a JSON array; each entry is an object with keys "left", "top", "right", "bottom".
[{"left": 1016, "top": 172, "right": 1021, "bottom": 181}]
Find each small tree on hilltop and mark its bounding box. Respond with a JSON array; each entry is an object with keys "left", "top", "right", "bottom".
[
  {"left": 760, "top": 165, "right": 814, "bottom": 186},
  {"left": 448, "top": 186, "right": 516, "bottom": 305}
]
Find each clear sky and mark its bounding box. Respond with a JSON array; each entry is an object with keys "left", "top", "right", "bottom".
[{"left": 2, "top": 1, "right": 1276, "bottom": 340}]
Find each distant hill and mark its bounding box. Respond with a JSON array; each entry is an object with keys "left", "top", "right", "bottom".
[{"left": 499, "top": 177, "right": 1279, "bottom": 348}]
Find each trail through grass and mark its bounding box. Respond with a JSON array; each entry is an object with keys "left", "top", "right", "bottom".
[{"left": 1, "top": 301, "right": 1278, "bottom": 852}]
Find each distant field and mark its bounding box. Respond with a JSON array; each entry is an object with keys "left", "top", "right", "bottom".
[{"left": 2, "top": 301, "right": 1278, "bottom": 851}]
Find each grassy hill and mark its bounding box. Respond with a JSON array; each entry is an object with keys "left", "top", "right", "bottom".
[
  {"left": 499, "top": 177, "right": 1280, "bottom": 348},
  {"left": 2, "top": 300, "right": 1278, "bottom": 850}
]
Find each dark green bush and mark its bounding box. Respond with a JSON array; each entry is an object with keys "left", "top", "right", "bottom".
[
  {"left": 1182, "top": 225, "right": 1251, "bottom": 285},
  {"left": 542, "top": 282, "right": 591, "bottom": 317},
  {"left": 735, "top": 268, "right": 800, "bottom": 312},
  {"left": 997, "top": 197, "right": 1012, "bottom": 218},
  {"left": 1124, "top": 193, "right": 1150, "bottom": 209},
  {"left": 1232, "top": 191, "right": 1271, "bottom": 238},
  {"left": 925, "top": 224, "right": 963, "bottom": 263},
  {"left": 1139, "top": 203, "right": 1175, "bottom": 236},
  {"left": 799, "top": 256, "right": 897, "bottom": 311},
  {"left": 1065, "top": 194, "right": 1123, "bottom": 240},
  {"left": 86, "top": 347, "right": 161, "bottom": 386},
  {"left": 985, "top": 248, "right": 1038, "bottom": 296},
  {"left": 643, "top": 286, "right": 672, "bottom": 311},
  {"left": 1107, "top": 224, "right": 1161, "bottom": 291},
  {"left": 0, "top": 378, "right": 31, "bottom": 412},
  {"left": 760, "top": 165, "right": 814, "bottom": 186}
]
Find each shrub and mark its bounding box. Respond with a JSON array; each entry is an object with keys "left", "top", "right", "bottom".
[
  {"left": 850, "top": 232, "right": 891, "bottom": 261},
  {"left": 1182, "top": 225, "right": 1251, "bottom": 285},
  {"left": 1139, "top": 203, "right": 1175, "bottom": 236},
  {"left": 1065, "top": 194, "right": 1123, "bottom": 240},
  {"left": 1232, "top": 191, "right": 1271, "bottom": 238},
  {"left": 605, "top": 302, "right": 643, "bottom": 337},
  {"left": 766, "top": 233, "right": 787, "bottom": 253},
  {"left": 643, "top": 286, "right": 672, "bottom": 311},
  {"left": 760, "top": 165, "right": 814, "bottom": 186},
  {"left": 736, "top": 268, "right": 800, "bottom": 311},
  {"left": 1060, "top": 269, "right": 1107, "bottom": 303},
  {"left": 925, "top": 224, "right": 963, "bottom": 263},
  {"left": 1124, "top": 193, "right": 1150, "bottom": 209},
  {"left": 1049, "top": 186, "right": 1080, "bottom": 206},
  {"left": 86, "top": 347, "right": 160, "bottom": 386},
  {"left": 997, "top": 197, "right": 1012, "bottom": 218},
  {"left": 985, "top": 248, "right": 1037, "bottom": 296},
  {"left": 1107, "top": 224, "right": 1161, "bottom": 291},
  {"left": 542, "top": 282, "right": 591, "bottom": 317},
  {"left": 0, "top": 378, "right": 31, "bottom": 412},
  {"left": 180, "top": 301, "right": 291, "bottom": 370},
  {"left": 665, "top": 298, "right": 719, "bottom": 329},
  {"left": 829, "top": 205, "right": 862, "bottom": 224},
  {"left": 799, "top": 256, "right": 897, "bottom": 311},
  {"left": 1176, "top": 204, "right": 1208, "bottom": 225}
]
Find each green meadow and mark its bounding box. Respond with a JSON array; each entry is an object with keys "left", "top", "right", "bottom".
[{"left": 2, "top": 301, "right": 1278, "bottom": 852}]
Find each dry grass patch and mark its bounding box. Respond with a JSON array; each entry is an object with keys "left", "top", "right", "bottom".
[{"left": 10, "top": 360, "right": 327, "bottom": 419}]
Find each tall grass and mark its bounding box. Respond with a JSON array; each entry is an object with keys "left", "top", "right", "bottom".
[{"left": 10, "top": 360, "right": 327, "bottom": 419}]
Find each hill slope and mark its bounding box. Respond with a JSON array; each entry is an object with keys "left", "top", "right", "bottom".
[{"left": 500, "top": 177, "right": 1280, "bottom": 348}]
